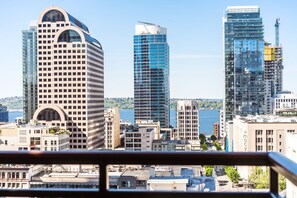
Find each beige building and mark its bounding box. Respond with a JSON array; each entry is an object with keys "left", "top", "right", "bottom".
[
  {"left": 232, "top": 115, "right": 297, "bottom": 179},
  {"left": 135, "top": 120, "right": 160, "bottom": 140},
  {"left": 177, "top": 100, "right": 199, "bottom": 140},
  {"left": 104, "top": 108, "right": 120, "bottom": 150},
  {"left": 32, "top": 6, "right": 104, "bottom": 150},
  {"left": 0, "top": 122, "right": 69, "bottom": 151},
  {"left": 286, "top": 132, "right": 297, "bottom": 198},
  {"left": 125, "top": 127, "right": 155, "bottom": 151}
]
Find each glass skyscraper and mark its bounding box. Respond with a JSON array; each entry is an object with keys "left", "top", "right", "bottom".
[
  {"left": 223, "top": 6, "right": 265, "bottom": 121},
  {"left": 22, "top": 24, "right": 38, "bottom": 123},
  {"left": 134, "top": 22, "right": 170, "bottom": 128}
]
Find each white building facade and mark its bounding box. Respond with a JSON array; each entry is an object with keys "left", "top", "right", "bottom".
[
  {"left": 125, "top": 127, "right": 155, "bottom": 151},
  {"left": 32, "top": 6, "right": 104, "bottom": 150},
  {"left": 176, "top": 100, "right": 199, "bottom": 140},
  {"left": 104, "top": 108, "right": 120, "bottom": 150}
]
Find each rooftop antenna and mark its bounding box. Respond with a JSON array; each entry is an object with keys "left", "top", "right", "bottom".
[{"left": 275, "top": 18, "right": 280, "bottom": 46}]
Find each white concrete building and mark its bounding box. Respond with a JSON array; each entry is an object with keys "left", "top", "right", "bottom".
[
  {"left": 177, "top": 100, "right": 199, "bottom": 140},
  {"left": 125, "top": 127, "right": 155, "bottom": 151},
  {"left": 32, "top": 6, "right": 104, "bottom": 150},
  {"left": 0, "top": 122, "right": 69, "bottom": 151},
  {"left": 273, "top": 92, "right": 297, "bottom": 116},
  {"left": 232, "top": 115, "right": 297, "bottom": 179},
  {"left": 0, "top": 165, "right": 44, "bottom": 189},
  {"left": 135, "top": 120, "right": 160, "bottom": 139},
  {"left": 104, "top": 108, "right": 120, "bottom": 150},
  {"left": 286, "top": 132, "right": 297, "bottom": 198},
  {"left": 219, "top": 110, "right": 226, "bottom": 138},
  {"left": 147, "top": 178, "right": 189, "bottom": 191}
]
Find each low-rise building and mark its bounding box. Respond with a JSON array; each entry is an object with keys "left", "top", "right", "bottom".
[
  {"left": 125, "top": 127, "right": 155, "bottom": 151},
  {"left": 135, "top": 120, "right": 160, "bottom": 140},
  {"left": 0, "top": 122, "right": 70, "bottom": 151},
  {"left": 152, "top": 140, "right": 200, "bottom": 151},
  {"left": 232, "top": 115, "right": 297, "bottom": 179}
]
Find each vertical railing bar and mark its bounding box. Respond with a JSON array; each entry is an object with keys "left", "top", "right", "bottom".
[
  {"left": 99, "top": 163, "right": 107, "bottom": 194},
  {"left": 270, "top": 167, "right": 278, "bottom": 195}
]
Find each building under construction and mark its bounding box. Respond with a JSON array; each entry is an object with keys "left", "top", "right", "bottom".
[{"left": 264, "top": 19, "right": 284, "bottom": 114}]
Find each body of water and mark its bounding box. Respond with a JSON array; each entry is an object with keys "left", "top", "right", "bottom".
[{"left": 9, "top": 109, "right": 220, "bottom": 135}]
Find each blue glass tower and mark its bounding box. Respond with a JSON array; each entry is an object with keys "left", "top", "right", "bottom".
[
  {"left": 134, "top": 22, "right": 170, "bottom": 128},
  {"left": 22, "top": 24, "right": 37, "bottom": 123},
  {"left": 224, "top": 6, "right": 265, "bottom": 121}
]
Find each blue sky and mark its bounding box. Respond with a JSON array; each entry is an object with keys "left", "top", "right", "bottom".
[{"left": 0, "top": 0, "right": 296, "bottom": 99}]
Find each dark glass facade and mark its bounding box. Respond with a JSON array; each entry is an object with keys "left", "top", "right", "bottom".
[
  {"left": 224, "top": 6, "right": 265, "bottom": 121},
  {"left": 0, "top": 104, "right": 8, "bottom": 122},
  {"left": 22, "top": 26, "right": 37, "bottom": 123},
  {"left": 134, "top": 28, "right": 170, "bottom": 128}
]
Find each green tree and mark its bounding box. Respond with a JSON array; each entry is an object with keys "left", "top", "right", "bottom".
[
  {"left": 201, "top": 143, "right": 208, "bottom": 151},
  {"left": 210, "top": 135, "right": 217, "bottom": 141},
  {"left": 224, "top": 166, "right": 240, "bottom": 183},
  {"left": 204, "top": 165, "right": 214, "bottom": 176},
  {"left": 199, "top": 133, "right": 206, "bottom": 145},
  {"left": 249, "top": 167, "right": 286, "bottom": 191},
  {"left": 213, "top": 141, "right": 222, "bottom": 151}
]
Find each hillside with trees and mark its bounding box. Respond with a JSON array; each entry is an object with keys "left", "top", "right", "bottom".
[{"left": 0, "top": 96, "right": 222, "bottom": 111}]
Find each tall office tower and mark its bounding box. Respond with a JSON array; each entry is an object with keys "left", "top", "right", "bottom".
[
  {"left": 134, "top": 22, "right": 170, "bottom": 128},
  {"left": 22, "top": 22, "right": 38, "bottom": 123},
  {"left": 0, "top": 104, "right": 8, "bottom": 122},
  {"left": 176, "top": 100, "right": 199, "bottom": 140},
  {"left": 104, "top": 108, "right": 120, "bottom": 150},
  {"left": 32, "top": 6, "right": 104, "bottom": 150},
  {"left": 223, "top": 6, "right": 265, "bottom": 122}
]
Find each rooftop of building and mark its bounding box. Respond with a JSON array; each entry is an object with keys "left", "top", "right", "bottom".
[
  {"left": 235, "top": 115, "right": 297, "bottom": 123},
  {"left": 226, "top": 5, "right": 260, "bottom": 13}
]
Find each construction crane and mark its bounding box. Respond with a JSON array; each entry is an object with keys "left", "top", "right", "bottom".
[{"left": 275, "top": 18, "right": 280, "bottom": 46}]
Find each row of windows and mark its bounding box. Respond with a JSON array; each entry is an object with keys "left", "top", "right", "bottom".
[
  {"left": 70, "top": 145, "right": 87, "bottom": 149},
  {"left": 53, "top": 61, "right": 85, "bottom": 64},
  {"left": 39, "top": 77, "right": 86, "bottom": 83},
  {"left": 54, "top": 55, "right": 85, "bottom": 59},
  {"left": 39, "top": 66, "right": 86, "bottom": 71},
  {"left": 38, "top": 46, "right": 51, "bottom": 49},
  {"left": 54, "top": 44, "right": 85, "bottom": 48},
  {"left": 53, "top": 49, "right": 85, "bottom": 54},
  {"left": 70, "top": 139, "right": 86, "bottom": 143},
  {"left": 0, "top": 172, "right": 26, "bottom": 179}
]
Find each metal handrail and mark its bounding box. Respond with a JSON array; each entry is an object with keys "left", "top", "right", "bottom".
[{"left": 0, "top": 151, "right": 295, "bottom": 197}]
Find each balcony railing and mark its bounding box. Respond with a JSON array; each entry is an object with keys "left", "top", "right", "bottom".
[{"left": 0, "top": 151, "right": 297, "bottom": 197}]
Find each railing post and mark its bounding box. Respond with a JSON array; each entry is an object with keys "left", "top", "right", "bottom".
[
  {"left": 270, "top": 167, "right": 278, "bottom": 195},
  {"left": 99, "top": 163, "right": 108, "bottom": 194}
]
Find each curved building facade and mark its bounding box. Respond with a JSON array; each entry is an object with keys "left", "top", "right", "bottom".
[{"left": 33, "top": 6, "right": 104, "bottom": 149}]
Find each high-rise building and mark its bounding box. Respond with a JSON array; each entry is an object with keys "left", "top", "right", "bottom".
[
  {"left": 22, "top": 22, "right": 38, "bottom": 123},
  {"left": 0, "top": 104, "right": 8, "bottom": 122},
  {"left": 223, "top": 6, "right": 265, "bottom": 122},
  {"left": 176, "top": 100, "right": 199, "bottom": 140},
  {"left": 104, "top": 108, "right": 120, "bottom": 150},
  {"left": 32, "top": 6, "right": 104, "bottom": 149},
  {"left": 134, "top": 22, "right": 170, "bottom": 128}
]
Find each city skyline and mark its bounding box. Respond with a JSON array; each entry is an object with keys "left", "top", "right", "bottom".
[{"left": 1, "top": 0, "right": 297, "bottom": 99}]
